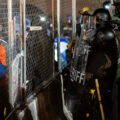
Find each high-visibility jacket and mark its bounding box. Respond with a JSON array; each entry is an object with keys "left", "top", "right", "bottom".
[{"left": 0, "top": 43, "right": 7, "bottom": 78}]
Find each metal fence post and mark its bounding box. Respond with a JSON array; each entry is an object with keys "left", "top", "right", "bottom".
[
  {"left": 20, "top": 0, "right": 26, "bottom": 103},
  {"left": 52, "top": 0, "right": 55, "bottom": 39},
  {"left": 52, "top": 0, "right": 55, "bottom": 76},
  {"left": 23, "top": 0, "right": 26, "bottom": 91},
  {"left": 57, "top": 0, "right": 61, "bottom": 72},
  {"left": 8, "top": 0, "right": 13, "bottom": 106},
  {"left": 72, "top": 0, "right": 76, "bottom": 41}
]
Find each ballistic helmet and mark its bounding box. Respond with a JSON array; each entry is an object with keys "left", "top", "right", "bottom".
[
  {"left": 103, "top": 1, "right": 112, "bottom": 10},
  {"left": 93, "top": 8, "right": 111, "bottom": 24},
  {"left": 79, "top": 7, "right": 93, "bottom": 15}
]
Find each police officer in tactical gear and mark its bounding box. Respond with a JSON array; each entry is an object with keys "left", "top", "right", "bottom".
[
  {"left": 103, "top": 2, "right": 120, "bottom": 119},
  {"left": 63, "top": 7, "right": 118, "bottom": 120},
  {"left": 69, "top": 8, "right": 117, "bottom": 120},
  {"left": 87, "top": 8, "right": 118, "bottom": 120}
]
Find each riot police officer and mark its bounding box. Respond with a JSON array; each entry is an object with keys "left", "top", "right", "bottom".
[
  {"left": 88, "top": 8, "right": 118, "bottom": 120},
  {"left": 103, "top": 2, "right": 120, "bottom": 119},
  {"left": 67, "top": 8, "right": 118, "bottom": 120}
]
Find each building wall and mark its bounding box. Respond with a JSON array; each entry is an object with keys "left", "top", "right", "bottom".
[{"left": 25, "top": 0, "right": 105, "bottom": 19}]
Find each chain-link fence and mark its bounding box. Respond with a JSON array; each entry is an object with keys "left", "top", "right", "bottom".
[
  {"left": 54, "top": 0, "right": 73, "bottom": 71},
  {"left": 0, "top": 1, "right": 8, "bottom": 41},
  {"left": 4, "top": 0, "right": 55, "bottom": 107},
  {"left": 0, "top": 0, "right": 107, "bottom": 118},
  {"left": 10, "top": 0, "right": 21, "bottom": 106},
  {"left": 0, "top": 0, "right": 9, "bottom": 107},
  {"left": 24, "top": 0, "right": 105, "bottom": 96},
  {"left": 0, "top": 1, "right": 12, "bottom": 119},
  {"left": 25, "top": 0, "right": 54, "bottom": 96}
]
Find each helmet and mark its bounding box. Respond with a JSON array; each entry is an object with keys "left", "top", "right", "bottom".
[
  {"left": 79, "top": 7, "right": 92, "bottom": 15},
  {"left": 103, "top": 1, "right": 112, "bottom": 10},
  {"left": 93, "top": 8, "right": 111, "bottom": 24},
  {"left": 80, "top": 7, "right": 90, "bottom": 13}
]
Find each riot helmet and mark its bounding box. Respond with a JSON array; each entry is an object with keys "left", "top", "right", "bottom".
[
  {"left": 93, "top": 8, "right": 111, "bottom": 27},
  {"left": 103, "top": 1, "right": 116, "bottom": 16},
  {"left": 79, "top": 7, "right": 93, "bottom": 15},
  {"left": 103, "top": 1, "right": 112, "bottom": 10},
  {"left": 80, "top": 7, "right": 90, "bottom": 13}
]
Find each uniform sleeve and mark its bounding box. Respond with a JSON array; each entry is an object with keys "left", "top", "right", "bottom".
[{"left": 96, "top": 28, "right": 115, "bottom": 46}]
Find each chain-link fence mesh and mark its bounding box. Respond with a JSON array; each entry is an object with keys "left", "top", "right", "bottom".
[
  {"left": 0, "top": 0, "right": 108, "bottom": 118},
  {"left": 11, "top": 0, "right": 21, "bottom": 106},
  {"left": 0, "top": 1, "right": 12, "bottom": 119},
  {"left": 54, "top": 0, "right": 73, "bottom": 71},
  {"left": 0, "top": 0, "right": 23, "bottom": 107},
  {"left": 0, "top": 1, "right": 8, "bottom": 41},
  {"left": 60, "top": 0, "right": 72, "bottom": 70},
  {"left": 0, "top": 0, "right": 9, "bottom": 107},
  {"left": 24, "top": 0, "right": 106, "bottom": 96},
  {"left": 25, "top": 0, "right": 54, "bottom": 96},
  {"left": 60, "top": 0, "right": 72, "bottom": 22}
]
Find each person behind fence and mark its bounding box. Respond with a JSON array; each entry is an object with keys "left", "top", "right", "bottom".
[{"left": 0, "top": 35, "right": 10, "bottom": 119}]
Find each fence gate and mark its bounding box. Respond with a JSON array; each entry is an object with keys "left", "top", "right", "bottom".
[
  {"left": 6, "top": 0, "right": 106, "bottom": 118},
  {"left": 8, "top": 0, "right": 23, "bottom": 107},
  {"left": 25, "top": 0, "right": 54, "bottom": 97},
  {"left": 7, "top": 0, "right": 54, "bottom": 108},
  {"left": 0, "top": 0, "right": 10, "bottom": 111}
]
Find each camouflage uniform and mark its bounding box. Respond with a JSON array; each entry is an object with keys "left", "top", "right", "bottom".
[
  {"left": 112, "top": 16, "right": 120, "bottom": 79},
  {"left": 112, "top": 15, "right": 120, "bottom": 120}
]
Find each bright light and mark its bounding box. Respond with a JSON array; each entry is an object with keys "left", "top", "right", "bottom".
[
  {"left": 105, "top": 5, "right": 111, "bottom": 10},
  {"left": 50, "top": 24, "right": 53, "bottom": 27},
  {"left": 40, "top": 16, "right": 46, "bottom": 22}
]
